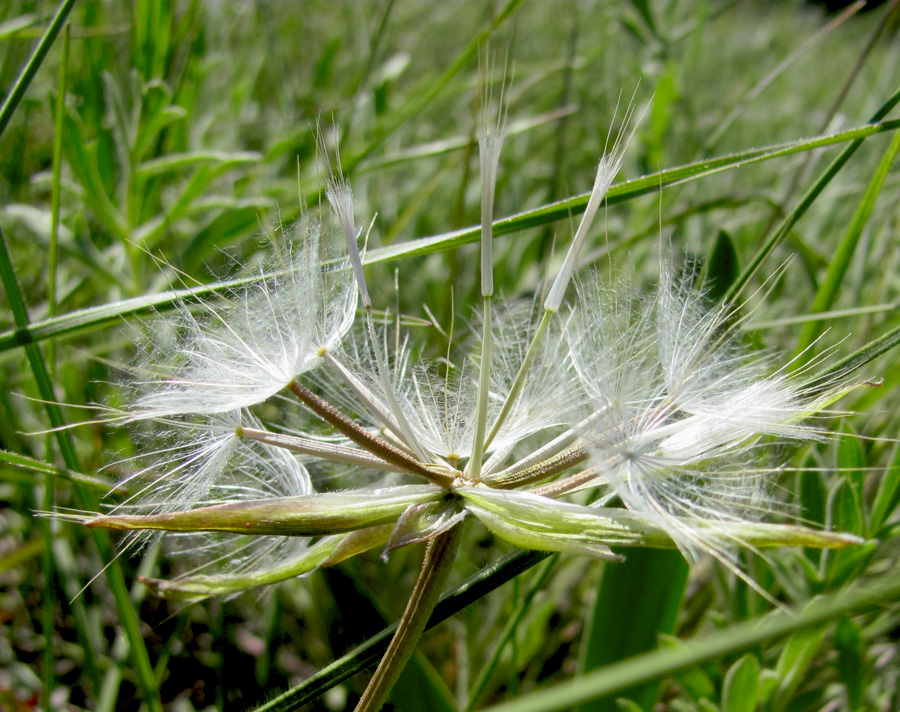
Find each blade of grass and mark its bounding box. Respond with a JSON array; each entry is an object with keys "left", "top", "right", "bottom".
[
  {"left": 802, "top": 321, "right": 900, "bottom": 398},
  {"left": 0, "top": 0, "right": 77, "bottom": 138},
  {"left": 0, "top": 270, "right": 285, "bottom": 351},
  {"left": 479, "top": 569, "right": 900, "bottom": 712},
  {"left": 2, "top": 119, "right": 897, "bottom": 356},
  {"left": 0, "top": 449, "right": 117, "bottom": 492},
  {"left": 0, "top": 225, "right": 163, "bottom": 712},
  {"left": 793, "top": 127, "right": 900, "bottom": 359},
  {"left": 723, "top": 85, "right": 900, "bottom": 305},
  {"left": 576, "top": 549, "right": 688, "bottom": 712},
  {"left": 365, "top": 119, "right": 900, "bottom": 266},
  {"left": 705, "top": 1, "right": 864, "bottom": 150},
  {"left": 253, "top": 550, "right": 550, "bottom": 712}
]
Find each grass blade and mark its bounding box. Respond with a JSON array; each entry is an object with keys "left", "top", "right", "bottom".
[
  {"left": 365, "top": 119, "right": 900, "bottom": 266},
  {"left": 480, "top": 569, "right": 900, "bottom": 712},
  {"left": 0, "top": 0, "right": 77, "bottom": 139},
  {"left": 724, "top": 85, "right": 900, "bottom": 305},
  {"left": 576, "top": 550, "right": 688, "bottom": 712},
  {"left": 794, "top": 127, "right": 900, "bottom": 358},
  {"left": 1, "top": 119, "right": 897, "bottom": 356},
  {"left": 802, "top": 321, "right": 900, "bottom": 398}
]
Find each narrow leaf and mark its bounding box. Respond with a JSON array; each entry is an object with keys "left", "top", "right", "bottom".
[
  {"left": 478, "top": 569, "right": 900, "bottom": 712},
  {"left": 140, "top": 525, "right": 394, "bottom": 600},
  {"left": 722, "top": 654, "right": 760, "bottom": 712},
  {"left": 577, "top": 549, "right": 688, "bottom": 712},
  {"left": 84, "top": 485, "right": 443, "bottom": 536},
  {"left": 794, "top": 126, "right": 900, "bottom": 357}
]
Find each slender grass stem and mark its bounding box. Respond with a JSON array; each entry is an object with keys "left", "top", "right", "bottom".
[
  {"left": 237, "top": 426, "right": 407, "bottom": 473},
  {"left": 354, "top": 524, "right": 464, "bottom": 712},
  {"left": 287, "top": 379, "right": 455, "bottom": 487},
  {"left": 485, "top": 309, "right": 552, "bottom": 449},
  {"left": 0, "top": 0, "right": 77, "bottom": 139},
  {"left": 469, "top": 296, "right": 492, "bottom": 481}
]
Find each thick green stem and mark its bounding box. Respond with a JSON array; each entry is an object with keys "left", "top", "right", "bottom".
[{"left": 354, "top": 523, "right": 464, "bottom": 712}]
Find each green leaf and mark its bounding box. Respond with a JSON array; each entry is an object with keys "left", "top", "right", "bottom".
[
  {"left": 794, "top": 125, "right": 900, "bottom": 358},
  {"left": 870, "top": 442, "right": 900, "bottom": 536},
  {"left": 770, "top": 628, "right": 825, "bottom": 712},
  {"left": 134, "top": 150, "right": 261, "bottom": 178},
  {"left": 0, "top": 13, "right": 37, "bottom": 40},
  {"left": 722, "top": 654, "right": 759, "bottom": 712},
  {"left": 837, "top": 425, "right": 865, "bottom": 505},
  {"left": 0, "top": 449, "right": 115, "bottom": 492},
  {"left": 133, "top": 155, "right": 262, "bottom": 246},
  {"left": 181, "top": 205, "right": 267, "bottom": 271},
  {"left": 829, "top": 479, "right": 865, "bottom": 538},
  {"left": 704, "top": 230, "right": 740, "bottom": 303},
  {"left": 615, "top": 700, "right": 644, "bottom": 712},
  {"left": 799, "top": 457, "right": 826, "bottom": 526},
  {"left": 627, "top": 0, "right": 657, "bottom": 34},
  {"left": 577, "top": 549, "right": 688, "bottom": 712},
  {"left": 823, "top": 478, "right": 868, "bottom": 588},
  {"left": 834, "top": 617, "right": 864, "bottom": 709}
]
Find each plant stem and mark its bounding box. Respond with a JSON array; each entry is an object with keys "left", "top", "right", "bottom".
[
  {"left": 237, "top": 426, "right": 407, "bottom": 473},
  {"left": 469, "top": 296, "right": 492, "bottom": 480},
  {"left": 287, "top": 379, "right": 455, "bottom": 487},
  {"left": 490, "top": 444, "right": 590, "bottom": 489},
  {"left": 0, "top": 0, "right": 77, "bottom": 139},
  {"left": 484, "top": 309, "right": 552, "bottom": 449},
  {"left": 355, "top": 524, "right": 464, "bottom": 712}
]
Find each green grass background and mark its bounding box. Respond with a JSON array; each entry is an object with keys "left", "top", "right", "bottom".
[{"left": 2, "top": 1, "right": 900, "bottom": 710}]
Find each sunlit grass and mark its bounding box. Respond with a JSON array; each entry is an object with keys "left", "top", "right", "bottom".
[{"left": 2, "top": 1, "right": 900, "bottom": 711}]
